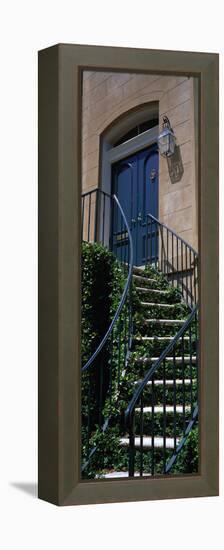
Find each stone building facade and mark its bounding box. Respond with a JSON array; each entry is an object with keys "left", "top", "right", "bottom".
[{"left": 82, "top": 70, "right": 198, "bottom": 251}]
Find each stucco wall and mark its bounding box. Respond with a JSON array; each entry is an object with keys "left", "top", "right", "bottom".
[{"left": 82, "top": 71, "right": 198, "bottom": 250}]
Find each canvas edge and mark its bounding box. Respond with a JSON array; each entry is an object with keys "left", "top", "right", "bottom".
[{"left": 38, "top": 44, "right": 219, "bottom": 506}]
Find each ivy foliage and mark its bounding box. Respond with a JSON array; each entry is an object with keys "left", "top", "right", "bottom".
[
  {"left": 81, "top": 247, "right": 199, "bottom": 478},
  {"left": 81, "top": 241, "right": 127, "bottom": 472},
  {"left": 172, "top": 425, "right": 199, "bottom": 473},
  {"left": 81, "top": 241, "right": 123, "bottom": 367}
]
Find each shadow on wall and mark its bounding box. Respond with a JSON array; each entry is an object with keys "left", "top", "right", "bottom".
[{"left": 167, "top": 145, "right": 184, "bottom": 184}]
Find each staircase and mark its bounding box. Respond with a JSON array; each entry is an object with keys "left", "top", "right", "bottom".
[
  {"left": 81, "top": 188, "right": 199, "bottom": 479},
  {"left": 103, "top": 265, "right": 198, "bottom": 478}
]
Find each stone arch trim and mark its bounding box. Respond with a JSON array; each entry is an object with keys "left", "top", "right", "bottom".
[{"left": 99, "top": 99, "right": 161, "bottom": 145}]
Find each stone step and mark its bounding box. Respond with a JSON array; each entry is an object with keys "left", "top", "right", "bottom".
[
  {"left": 101, "top": 471, "right": 151, "bottom": 478},
  {"left": 120, "top": 436, "right": 179, "bottom": 449},
  {"left": 144, "top": 318, "right": 186, "bottom": 325},
  {"left": 133, "top": 274, "right": 158, "bottom": 284},
  {"left": 135, "top": 336, "right": 190, "bottom": 342},
  {"left": 132, "top": 266, "right": 153, "bottom": 276},
  {"left": 135, "top": 287, "right": 169, "bottom": 295},
  {"left": 135, "top": 355, "right": 197, "bottom": 365},
  {"left": 135, "top": 405, "right": 191, "bottom": 414},
  {"left": 140, "top": 301, "right": 182, "bottom": 308},
  {"left": 134, "top": 378, "right": 195, "bottom": 387}
]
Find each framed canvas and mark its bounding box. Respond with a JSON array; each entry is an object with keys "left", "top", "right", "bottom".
[{"left": 38, "top": 43, "right": 219, "bottom": 506}]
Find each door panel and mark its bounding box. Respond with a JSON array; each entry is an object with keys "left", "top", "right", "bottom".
[
  {"left": 112, "top": 144, "right": 159, "bottom": 266},
  {"left": 112, "top": 159, "right": 137, "bottom": 264}
]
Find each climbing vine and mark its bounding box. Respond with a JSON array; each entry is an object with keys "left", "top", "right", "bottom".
[{"left": 81, "top": 245, "right": 198, "bottom": 478}]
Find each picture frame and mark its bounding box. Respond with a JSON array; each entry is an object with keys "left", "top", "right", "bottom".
[{"left": 38, "top": 43, "right": 219, "bottom": 506}]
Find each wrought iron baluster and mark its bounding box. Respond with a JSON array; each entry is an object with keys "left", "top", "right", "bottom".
[
  {"left": 136, "top": 211, "right": 139, "bottom": 266},
  {"left": 109, "top": 330, "right": 113, "bottom": 406},
  {"left": 155, "top": 220, "right": 159, "bottom": 270},
  {"left": 109, "top": 194, "right": 113, "bottom": 252},
  {"left": 195, "top": 253, "right": 198, "bottom": 305},
  {"left": 173, "top": 348, "right": 177, "bottom": 453},
  {"left": 87, "top": 368, "right": 91, "bottom": 458},
  {"left": 161, "top": 225, "right": 164, "bottom": 273},
  {"left": 176, "top": 236, "right": 179, "bottom": 290},
  {"left": 120, "top": 208, "right": 124, "bottom": 270},
  {"left": 189, "top": 323, "right": 193, "bottom": 415},
  {"left": 195, "top": 310, "right": 199, "bottom": 411},
  {"left": 140, "top": 395, "right": 144, "bottom": 476},
  {"left": 154, "top": 220, "right": 157, "bottom": 266},
  {"left": 182, "top": 334, "right": 186, "bottom": 433},
  {"left": 185, "top": 246, "right": 188, "bottom": 306},
  {"left": 118, "top": 316, "right": 122, "bottom": 386},
  {"left": 87, "top": 193, "right": 91, "bottom": 243},
  {"left": 181, "top": 241, "right": 184, "bottom": 297},
  {"left": 172, "top": 232, "right": 174, "bottom": 285},
  {"left": 102, "top": 192, "right": 106, "bottom": 246},
  {"left": 129, "top": 412, "right": 135, "bottom": 477},
  {"left": 113, "top": 194, "right": 118, "bottom": 253},
  {"left": 99, "top": 355, "right": 103, "bottom": 426},
  {"left": 151, "top": 375, "right": 155, "bottom": 475},
  {"left": 190, "top": 249, "right": 193, "bottom": 307},
  {"left": 94, "top": 189, "right": 99, "bottom": 242},
  {"left": 166, "top": 227, "right": 169, "bottom": 275},
  {"left": 163, "top": 358, "right": 166, "bottom": 473},
  {"left": 193, "top": 252, "right": 196, "bottom": 305},
  {"left": 146, "top": 216, "right": 149, "bottom": 266},
  {"left": 150, "top": 218, "right": 153, "bottom": 264},
  {"left": 124, "top": 280, "right": 128, "bottom": 364},
  {"left": 81, "top": 195, "right": 85, "bottom": 241}
]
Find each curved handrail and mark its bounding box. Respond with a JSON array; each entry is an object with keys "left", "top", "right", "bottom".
[
  {"left": 125, "top": 306, "right": 198, "bottom": 424},
  {"left": 82, "top": 193, "right": 134, "bottom": 372}
]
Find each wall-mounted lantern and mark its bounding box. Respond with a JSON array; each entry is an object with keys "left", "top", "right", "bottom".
[{"left": 157, "top": 116, "right": 176, "bottom": 158}]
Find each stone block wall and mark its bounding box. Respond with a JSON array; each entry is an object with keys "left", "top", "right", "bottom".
[{"left": 82, "top": 71, "right": 198, "bottom": 250}]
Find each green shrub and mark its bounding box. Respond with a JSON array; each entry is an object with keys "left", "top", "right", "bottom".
[
  {"left": 172, "top": 425, "right": 199, "bottom": 474},
  {"left": 82, "top": 241, "right": 122, "bottom": 366},
  {"left": 81, "top": 242, "right": 127, "bottom": 473}
]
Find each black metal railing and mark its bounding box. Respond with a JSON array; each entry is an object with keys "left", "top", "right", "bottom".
[
  {"left": 125, "top": 306, "right": 199, "bottom": 477},
  {"left": 81, "top": 188, "right": 133, "bottom": 473},
  {"left": 81, "top": 190, "right": 199, "bottom": 477},
  {"left": 124, "top": 214, "right": 199, "bottom": 477},
  {"left": 145, "top": 213, "right": 198, "bottom": 307}
]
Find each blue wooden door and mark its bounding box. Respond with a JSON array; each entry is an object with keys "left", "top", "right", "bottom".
[{"left": 112, "top": 144, "right": 159, "bottom": 266}]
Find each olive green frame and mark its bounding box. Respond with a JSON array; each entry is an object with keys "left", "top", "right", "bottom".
[{"left": 38, "top": 43, "right": 219, "bottom": 506}]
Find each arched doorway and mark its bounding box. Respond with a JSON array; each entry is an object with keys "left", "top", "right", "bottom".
[{"left": 100, "top": 102, "right": 159, "bottom": 265}]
